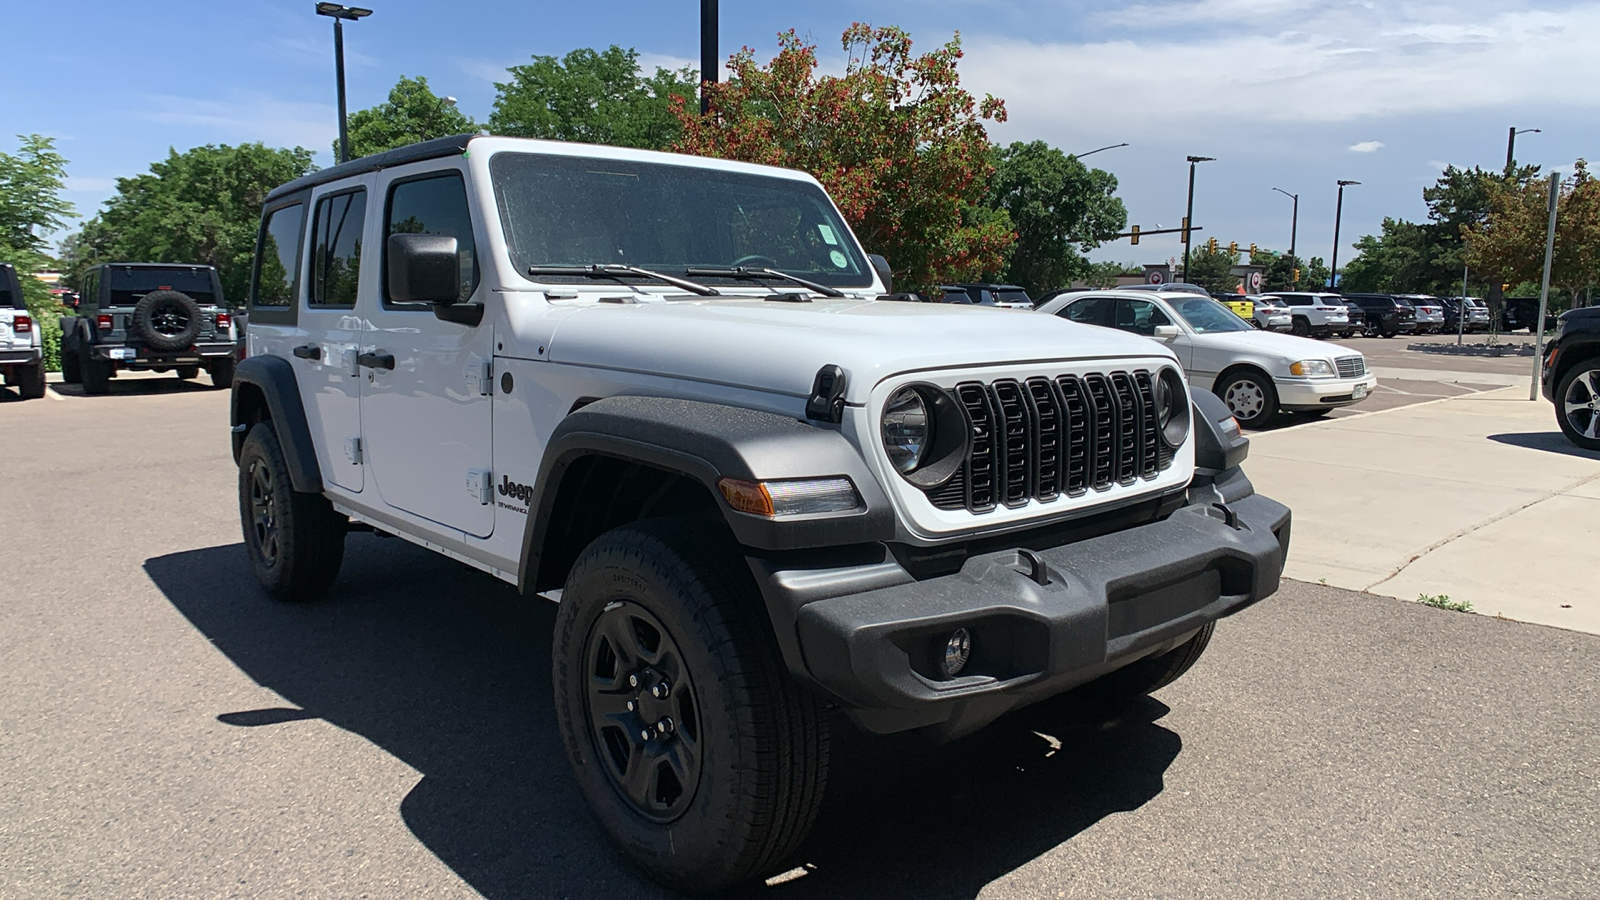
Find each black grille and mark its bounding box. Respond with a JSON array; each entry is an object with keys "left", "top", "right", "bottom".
[
  {"left": 1335, "top": 356, "right": 1365, "bottom": 378},
  {"left": 930, "top": 370, "right": 1173, "bottom": 514}
]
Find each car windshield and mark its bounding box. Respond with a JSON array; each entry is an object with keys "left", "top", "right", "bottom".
[
  {"left": 1171, "top": 297, "right": 1254, "bottom": 333},
  {"left": 106, "top": 267, "right": 218, "bottom": 307},
  {"left": 491, "top": 152, "right": 872, "bottom": 288}
]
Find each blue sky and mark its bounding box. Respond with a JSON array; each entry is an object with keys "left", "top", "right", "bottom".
[{"left": 4, "top": 0, "right": 1595, "bottom": 270}]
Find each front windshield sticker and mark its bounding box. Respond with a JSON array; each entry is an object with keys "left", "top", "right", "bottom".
[
  {"left": 829, "top": 250, "right": 848, "bottom": 268},
  {"left": 817, "top": 224, "right": 839, "bottom": 245}
]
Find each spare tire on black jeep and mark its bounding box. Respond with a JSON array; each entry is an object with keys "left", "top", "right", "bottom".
[{"left": 131, "top": 290, "right": 203, "bottom": 352}]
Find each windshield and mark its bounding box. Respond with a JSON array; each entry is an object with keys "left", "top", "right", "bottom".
[
  {"left": 491, "top": 153, "right": 872, "bottom": 288},
  {"left": 106, "top": 267, "right": 218, "bottom": 307},
  {"left": 1171, "top": 297, "right": 1254, "bottom": 333}
]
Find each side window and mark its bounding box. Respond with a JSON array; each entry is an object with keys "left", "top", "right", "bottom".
[
  {"left": 253, "top": 202, "right": 306, "bottom": 310},
  {"left": 1060, "top": 296, "right": 1113, "bottom": 327},
  {"left": 309, "top": 189, "right": 367, "bottom": 308},
  {"left": 385, "top": 172, "right": 478, "bottom": 307},
  {"left": 1114, "top": 298, "right": 1172, "bottom": 336},
  {"left": 1283, "top": 296, "right": 1309, "bottom": 306}
]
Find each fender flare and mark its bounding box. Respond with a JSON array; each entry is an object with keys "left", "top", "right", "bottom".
[
  {"left": 230, "top": 355, "right": 323, "bottom": 494},
  {"left": 516, "top": 395, "right": 896, "bottom": 593}
]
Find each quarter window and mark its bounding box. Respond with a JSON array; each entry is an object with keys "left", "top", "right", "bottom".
[
  {"left": 385, "top": 172, "right": 478, "bottom": 306},
  {"left": 254, "top": 203, "right": 306, "bottom": 309},
  {"left": 310, "top": 190, "right": 367, "bottom": 308}
]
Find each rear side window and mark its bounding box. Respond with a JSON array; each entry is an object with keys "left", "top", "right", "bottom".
[
  {"left": 253, "top": 203, "right": 306, "bottom": 310},
  {"left": 385, "top": 172, "right": 478, "bottom": 307},
  {"left": 309, "top": 189, "right": 367, "bottom": 308},
  {"left": 1283, "top": 296, "right": 1310, "bottom": 306}
]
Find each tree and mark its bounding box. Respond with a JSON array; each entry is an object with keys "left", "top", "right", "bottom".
[
  {"left": 1083, "top": 260, "right": 1131, "bottom": 288},
  {"left": 0, "top": 134, "right": 76, "bottom": 370},
  {"left": 1338, "top": 218, "right": 1439, "bottom": 294},
  {"left": 673, "top": 25, "right": 1012, "bottom": 293},
  {"left": 1182, "top": 244, "right": 1239, "bottom": 292},
  {"left": 490, "top": 46, "right": 697, "bottom": 150},
  {"left": 983, "top": 140, "right": 1126, "bottom": 294},
  {"left": 1466, "top": 160, "right": 1600, "bottom": 305},
  {"left": 344, "top": 75, "right": 479, "bottom": 159},
  {"left": 1303, "top": 256, "right": 1331, "bottom": 289},
  {"left": 73, "top": 143, "right": 316, "bottom": 302}
]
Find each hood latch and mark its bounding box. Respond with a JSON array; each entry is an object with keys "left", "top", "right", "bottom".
[{"left": 805, "top": 365, "right": 848, "bottom": 424}]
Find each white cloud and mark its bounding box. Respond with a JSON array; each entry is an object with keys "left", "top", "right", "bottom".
[
  {"left": 136, "top": 94, "right": 336, "bottom": 153},
  {"left": 64, "top": 176, "right": 116, "bottom": 193},
  {"left": 1349, "top": 141, "right": 1385, "bottom": 153}
]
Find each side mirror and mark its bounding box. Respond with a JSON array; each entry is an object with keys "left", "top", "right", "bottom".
[
  {"left": 866, "top": 253, "right": 893, "bottom": 294},
  {"left": 387, "top": 233, "right": 481, "bottom": 326},
  {"left": 1154, "top": 324, "right": 1181, "bottom": 340}
]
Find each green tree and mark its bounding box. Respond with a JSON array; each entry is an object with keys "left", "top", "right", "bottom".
[
  {"left": 674, "top": 24, "right": 1012, "bottom": 293},
  {"left": 1466, "top": 160, "right": 1600, "bottom": 305},
  {"left": 344, "top": 75, "right": 479, "bottom": 159},
  {"left": 1082, "top": 260, "right": 1139, "bottom": 288},
  {"left": 1303, "top": 255, "right": 1331, "bottom": 289},
  {"left": 0, "top": 134, "right": 76, "bottom": 370},
  {"left": 1182, "top": 244, "right": 1239, "bottom": 292},
  {"left": 1338, "top": 218, "right": 1439, "bottom": 293},
  {"left": 983, "top": 141, "right": 1126, "bottom": 295},
  {"left": 73, "top": 143, "right": 316, "bottom": 303},
  {"left": 490, "top": 46, "right": 698, "bottom": 150}
]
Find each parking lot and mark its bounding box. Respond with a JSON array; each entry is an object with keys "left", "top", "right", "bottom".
[{"left": 2, "top": 342, "right": 1596, "bottom": 899}]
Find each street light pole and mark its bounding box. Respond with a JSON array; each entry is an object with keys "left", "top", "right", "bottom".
[
  {"left": 1330, "top": 180, "right": 1360, "bottom": 289},
  {"left": 1182, "top": 155, "right": 1214, "bottom": 281},
  {"left": 1505, "top": 126, "right": 1540, "bottom": 175},
  {"left": 1272, "top": 187, "right": 1298, "bottom": 286},
  {"left": 315, "top": 4, "right": 373, "bottom": 165},
  {"left": 1074, "top": 142, "right": 1129, "bottom": 159},
  {"left": 700, "top": 0, "right": 718, "bottom": 114}
]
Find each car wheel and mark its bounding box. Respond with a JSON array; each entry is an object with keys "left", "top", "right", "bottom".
[
  {"left": 1556, "top": 359, "right": 1600, "bottom": 451},
  {"left": 176, "top": 366, "right": 200, "bottom": 380},
  {"left": 1087, "top": 623, "right": 1216, "bottom": 702},
  {"left": 1290, "top": 317, "right": 1310, "bottom": 337},
  {"left": 1215, "top": 370, "right": 1279, "bottom": 428},
  {"left": 15, "top": 362, "right": 46, "bottom": 399},
  {"left": 60, "top": 349, "right": 81, "bottom": 384},
  {"left": 552, "top": 518, "right": 829, "bottom": 894},
  {"left": 82, "top": 349, "right": 112, "bottom": 395},
  {"left": 238, "top": 422, "right": 347, "bottom": 600}
]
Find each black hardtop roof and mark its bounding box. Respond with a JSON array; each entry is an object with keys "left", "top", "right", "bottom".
[
  {"left": 90, "top": 262, "right": 218, "bottom": 271},
  {"left": 264, "top": 133, "right": 476, "bottom": 204}
]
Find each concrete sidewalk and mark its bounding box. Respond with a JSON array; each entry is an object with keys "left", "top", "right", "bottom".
[{"left": 1245, "top": 387, "right": 1600, "bottom": 634}]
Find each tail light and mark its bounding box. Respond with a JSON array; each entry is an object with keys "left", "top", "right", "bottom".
[
  {"left": 12, "top": 314, "right": 31, "bottom": 334},
  {"left": 215, "top": 312, "right": 231, "bottom": 330},
  {"left": 97, "top": 314, "right": 114, "bottom": 332}
]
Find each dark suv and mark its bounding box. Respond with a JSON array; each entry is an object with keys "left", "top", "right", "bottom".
[
  {"left": 1542, "top": 307, "right": 1600, "bottom": 449},
  {"left": 1502, "top": 297, "right": 1560, "bottom": 334},
  {"left": 1344, "top": 294, "right": 1418, "bottom": 338},
  {"left": 59, "top": 263, "right": 237, "bottom": 394},
  {"left": 939, "top": 283, "right": 1035, "bottom": 308}
]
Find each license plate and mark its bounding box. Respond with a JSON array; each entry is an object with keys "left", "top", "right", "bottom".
[
  {"left": 110, "top": 347, "right": 135, "bottom": 360},
  {"left": 1353, "top": 383, "right": 1368, "bottom": 399}
]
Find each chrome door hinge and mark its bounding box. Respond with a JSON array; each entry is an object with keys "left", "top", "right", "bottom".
[
  {"left": 344, "top": 437, "right": 363, "bottom": 465},
  {"left": 468, "top": 468, "right": 492, "bottom": 505}
]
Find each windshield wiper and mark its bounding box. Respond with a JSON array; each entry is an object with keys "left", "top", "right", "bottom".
[
  {"left": 685, "top": 266, "right": 845, "bottom": 298},
  {"left": 527, "top": 264, "right": 720, "bottom": 297}
]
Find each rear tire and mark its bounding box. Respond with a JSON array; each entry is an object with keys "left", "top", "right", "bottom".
[
  {"left": 1555, "top": 359, "right": 1600, "bottom": 451},
  {"left": 552, "top": 518, "right": 829, "bottom": 894},
  {"left": 60, "top": 349, "right": 81, "bottom": 384},
  {"left": 1291, "top": 317, "right": 1310, "bottom": 337},
  {"left": 237, "top": 422, "right": 346, "bottom": 600},
  {"left": 15, "top": 363, "right": 45, "bottom": 399},
  {"left": 82, "top": 350, "right": 112, "bottom": 395},
  {"left": 176, "top": 366, "right": 200, "bottom": 380}
]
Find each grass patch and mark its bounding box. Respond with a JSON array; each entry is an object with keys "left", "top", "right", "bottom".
[{"left": 1417, "top": 593, "right": 1473, "bottom": 613}]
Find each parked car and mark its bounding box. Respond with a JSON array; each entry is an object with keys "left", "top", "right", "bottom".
[
  {"left": 1541, "top": 306, "right": 1600, "bottom": 450},
  {"left": 938, "top": 283, "right": 1034, "bottom": 309},
  {"left": 1037, "top": 289, "right": 1376, "bottom": 428},
  {"left": 1343, "top": 293, "right": 1419, "bottom": 338},
  {"left": 1259, "top": 291, "right": 1350, "bottom": 338},
  {"left": 1503, "top": 297, "right": 1560, "bottom": 333},
  {"left": 1438, "top": 296, "right": 1490, "bottom": 333},
  {"left": 1400, "top": 295, "right": 1445, "bottom": 334},
  {"left": 59, "top": 263, "right": 238, "bottom": 394},
  {"left": 1247, "top": 294, "right": 1294, "bottom": 332},
  {"left": 231, "top": 134, "right": 1289, "bottom": 893},
  {"left": 0, "top": 262, "right": 46, "bottom": 399},
  {"left": 1123, "top": 282, "right": 1208, "bottom": 296},
  {"left": 1208, "top": 291, "right": 1256, "bottom": 323},
  {"left": 1339, "top": 301, "right": 1366, "bottom": 338}
]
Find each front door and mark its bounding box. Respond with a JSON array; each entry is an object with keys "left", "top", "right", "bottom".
[
  {"left": 360, "top": 167, "right": 495, "bottom": 538},
  {"left": 297, "top": 182, "right": 371, "bottom": 493}
]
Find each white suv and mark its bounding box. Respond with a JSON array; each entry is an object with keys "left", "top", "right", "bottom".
[
  {"left": 0, "top": 263, "right": 45, "bottom": 400},
  {"left": 229, "top": 135, "right": 1289, "bottom": 893},
  {"left": 1260, "top": 291, "right": 1349, "bottom": 338},
  {"left": 1399, "top": 295, "right": 1445, "bottom": 333}
]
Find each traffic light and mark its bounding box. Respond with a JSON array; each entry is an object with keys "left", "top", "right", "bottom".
[
  {"left": 1180, "top": 217, "right": 1190, "bottom": 242},
  {"left": 1293, "top": 268, "right": 1301, "bottom": 282},
  {"left": 1207, "top": 237, "right": 1218, "bottom": 253},
  {"left": 1250, "top": 243, "right": 1258, "bottom": 255},
  {"left": 1130, "top": 225, "right": 1140, "bottom": 246},
  {"left": 1228, "top": 241, "right": 1238, "bottom": 254}
]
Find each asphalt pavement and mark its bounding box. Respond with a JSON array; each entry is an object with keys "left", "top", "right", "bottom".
[{"left": 2, "top": 371, "right": 1597, "bottom": 899}]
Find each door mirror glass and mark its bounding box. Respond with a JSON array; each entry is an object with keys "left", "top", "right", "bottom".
[{"left": 386, "top": 233, "right": 460, "bottom": 305}]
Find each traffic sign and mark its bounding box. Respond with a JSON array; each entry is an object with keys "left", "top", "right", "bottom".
[{"left": 1249, "top": 271, "right": 1263, "bottom": 291}]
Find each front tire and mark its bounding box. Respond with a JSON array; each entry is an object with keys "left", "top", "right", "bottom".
[
  {"left": 1088, "top": 623, "right": 1216, "bottom": 701},
  {"left": 552, "top": 518, "right": 828, "bottom": 894},
  {"left": 1215, "top": 370, "right": 1279, "bottom": 429},
  {"left": 1556, "top": 359, "right": 1600, "bottom": 451},
  {"left": 237, "top": 422, "right": 346, "bottom": 600}
]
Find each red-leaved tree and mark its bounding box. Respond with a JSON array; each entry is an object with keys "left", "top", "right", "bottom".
[{"left": 672, "top": 24, "right": 1013, "bottom": 293}]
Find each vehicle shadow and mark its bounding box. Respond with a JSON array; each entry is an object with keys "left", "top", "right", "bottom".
[
  {"left": 1488, "top": 431, "right": 1598, "bottom": 458},
  {"left": 50, "top": 375, "right": 222, "bottom": 398},
  {"left": 146, "top": 538, "right": 1178, "bottom": 899}
]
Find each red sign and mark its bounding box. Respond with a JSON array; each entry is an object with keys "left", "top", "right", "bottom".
[{"left": 1147, "top": 270, "right": 1165, "bottom": 284}]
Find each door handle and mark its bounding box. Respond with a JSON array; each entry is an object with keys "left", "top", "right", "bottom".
[
  {"left": 292, "top": 344, "right": 322, "bottom": 361},
  {"left": 358, "top": 351, "right": 395, "bottom": 371}
]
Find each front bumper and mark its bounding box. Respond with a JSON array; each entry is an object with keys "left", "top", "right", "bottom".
[
  {"left": 92, "top": 342, "right": 236, "bottom": 363},
  {"left": 1276, "top": 373, "right": 1378, "bottom": 409},
  {"left": 779, "top": 485, "right": 1289, "bottom": 737},
  {"left": 0, "top": 348, "right": 41, "bottom": 366}
]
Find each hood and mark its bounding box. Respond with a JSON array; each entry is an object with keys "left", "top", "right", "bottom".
[
  {"left": 1192, "top": 328, "right": 1355, "bottom": 361},
  {"left": 526, "top": 296, "right": 1177, "bottom": 402}
]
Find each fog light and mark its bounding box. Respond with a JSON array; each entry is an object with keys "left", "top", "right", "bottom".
[{"left": 942, "top": 628, "right": 972, "bottom": 677}]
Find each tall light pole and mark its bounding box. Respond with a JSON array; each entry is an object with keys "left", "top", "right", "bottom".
[
  {"left": 316, "top": 3, "right": 372, "bottom": 165},
  {"left": 1506, "top": 126, "right": 1540, "bottom": 175},
  {"left": 1074, "top": 142, "right": 1129, "bottom": 159},
  {"left": 1271, "top": 187, "right": 1298, "bottom": 286},
  {"left": 1330, "top": 180, "right": 1360, "bottom": 289},
  {"left": 700, "top": 0, "right": 718, "bottom": 114},
  {"left": 1182, "top": 155, "right": 1214, "bottom": 281}
]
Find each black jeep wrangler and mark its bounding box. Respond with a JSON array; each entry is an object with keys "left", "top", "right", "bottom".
[{"left": 59, "top": 263, "right": 238, "bottom": 394}]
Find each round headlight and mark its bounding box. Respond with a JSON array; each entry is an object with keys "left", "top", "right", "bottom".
[
  {"left": 882, "top": 387, "right": 931, "bottom": 474},
  {"left": 1156, "top": 368, "right": 1190, "bottom": 448}
]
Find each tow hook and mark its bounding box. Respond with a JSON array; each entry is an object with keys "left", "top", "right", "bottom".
[{"left": 1212, "top": 502, "right": 1241, "bottom": 530}]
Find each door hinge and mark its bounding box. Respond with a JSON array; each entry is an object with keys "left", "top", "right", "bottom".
[
  {"left": 345, "top": 437, "right": 363, "bottom": 465},
  {"left": 466, "top": 359, "right": 492, "bottom": 396},
  {"left": 468, "top": 468, "right": 492, "bottom": 505}
]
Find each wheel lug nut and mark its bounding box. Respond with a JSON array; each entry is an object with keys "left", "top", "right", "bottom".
[
  {"left": 651, "top": 682, "right": 670, "bottom": 699},
  {"left": 640, "top": 728, "right": 653, "bottom": 742},
  {"left": 628, "top": 674, "right": 640, "bottom": 689},
  {"left": 625, "top": 700, "right": 635, "bottom": 713},
  {"left": 657, "top": 717, "right": 674, "bottom": 734}
]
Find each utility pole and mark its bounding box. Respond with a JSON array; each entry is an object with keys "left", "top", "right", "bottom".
[
  {"left": 1330, "top": 180, "right": 1360, "bottom": 289},
  {"left": 1182, "top": 156, "right": 1214, "bottom": 281},
  {"left": 315, "top": 4, "right": 373, "bottom": 165},
  {"left": 700, "top": 0, "right": 718, "bottom": 114},
  {"left": 1506, "top": 126, "right": 1540, "bottom": 176},
  {"left": 1272, "top": 187, "right": 1298, "bottom": 287}
]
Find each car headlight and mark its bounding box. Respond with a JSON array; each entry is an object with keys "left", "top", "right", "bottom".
[
  {"left": 882, "top": 386, "right": 931, "bottom": 474},
  {"left": 1289, "top": 359, "right": 1336, "bottom": 377},
  {"left": 1157, "top": 368, "right": 1190, "bottom": 448}
]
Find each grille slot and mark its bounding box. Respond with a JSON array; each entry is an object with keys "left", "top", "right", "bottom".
[
  {"left": 928, "top": 369, "right": 1173, "bottom": 514},
  {"left": 1335, "top": 356, "right": 1365, "bottom": 378}
]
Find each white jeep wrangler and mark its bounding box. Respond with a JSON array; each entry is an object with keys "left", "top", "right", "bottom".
[
  {"left": 231, "top": 135, "right": 1290, "bottom": 893},
  {"left": 0, "top": 263, "right": 46, "bottom": 400}
]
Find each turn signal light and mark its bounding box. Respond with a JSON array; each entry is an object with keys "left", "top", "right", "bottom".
[
  {"left": 717, "top": 477, "right": 861, "bottom": 518},
  {"left": 12, "top": 314, "right": 30, "bottom": 333}
]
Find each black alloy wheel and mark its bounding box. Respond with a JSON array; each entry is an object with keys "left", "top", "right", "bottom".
[
  {"left": 236, "top": 422, "right": 346, "bottom": 600},
  {"left": 246, "top": 454, "right": 281, "bottom": 570},
  {"left": 584, "top": 601, "right": 703, "bottom": 822},
  {"left": 1291, "top": 317, "right": 1311, "bottom": 337}
]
